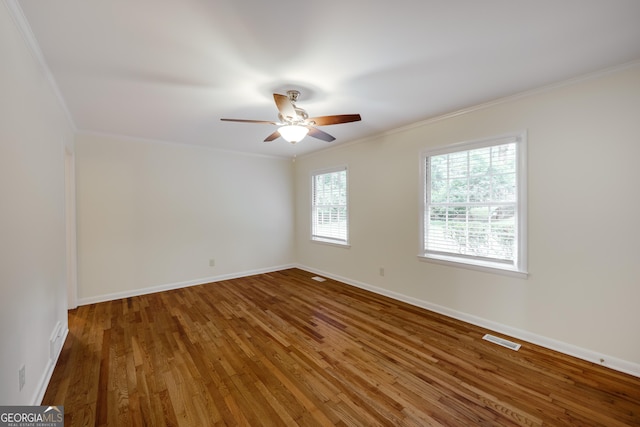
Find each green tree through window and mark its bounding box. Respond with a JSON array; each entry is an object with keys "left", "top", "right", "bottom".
[
  {"left": 422, "top": 134, "right": 527, "bottom": 274},
  {"left": 312, "top": 167, "right": 348, "bottom": 245}
]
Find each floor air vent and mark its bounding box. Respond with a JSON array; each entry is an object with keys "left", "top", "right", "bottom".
[
  {"left": 482, "top": 334, "right": 521, "bottom": 351},
  {"left": 311, "top": 276, "right": 326, "bottom": 282}
]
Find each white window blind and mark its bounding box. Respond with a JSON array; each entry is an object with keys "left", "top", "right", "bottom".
[
  {"left": 312, "top": 167, "right": 348, "bottom": 245},
  {"left": 422, "top": 134, "right": 527, "bottom": 274}
]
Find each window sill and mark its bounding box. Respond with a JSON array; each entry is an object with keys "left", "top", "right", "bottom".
[
  {"left": 417, "top": 254, "right": 528, "bottom": 279},
  {"left": 311, "top": 238, "right": 351, "bottom": 248}
]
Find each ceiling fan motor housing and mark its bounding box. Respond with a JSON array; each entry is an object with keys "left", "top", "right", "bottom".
[{"left": 280, "top": 90, "right": 308, "bottom": 124}]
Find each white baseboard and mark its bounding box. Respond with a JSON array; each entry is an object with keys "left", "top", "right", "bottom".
[
  {"left": 76, "top": 264, "right": 297, "bottom": 306},
  {"left": 33, "top": 326, "right": 69, "bottom": 405},
  {"left": 296, "top": 264, "right": 640, "bottom": 379}
]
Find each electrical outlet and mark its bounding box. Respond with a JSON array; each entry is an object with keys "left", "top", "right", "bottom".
[
  {"left": 19, "top": 365, "right": 25, "bottom": 391},
  {"left": 379, "top": 267, "right": 385, "bottom": 277},
  {"left": 209, "top": 258, "right": 215, "bottom": 267}
]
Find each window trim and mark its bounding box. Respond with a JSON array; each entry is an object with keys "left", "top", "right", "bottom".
[
  {"left": 419, "top": 131, "right": 528, "bottom": 277},
  {"left": 311, "top": 165, "right": 350, "bottom": 247}
]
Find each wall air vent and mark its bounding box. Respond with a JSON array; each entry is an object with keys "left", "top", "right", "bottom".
[
  {"left": 311, "top": 276, "right": 326, "bottom": 282},
  {"left": 482, "top": 334, "right": 521, "bottom": 351},
  {"left": 50, "top": 321, "right": 64, "bottom": 359}
]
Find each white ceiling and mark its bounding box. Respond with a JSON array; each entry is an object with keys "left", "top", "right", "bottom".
[{"left": 14, "top": 0, "right": 640, "bottom": 157}]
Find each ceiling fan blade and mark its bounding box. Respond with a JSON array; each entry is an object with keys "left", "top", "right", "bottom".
[
  {"left": 307, "top": 127, "right": 336, "bottom": 142},
  {"left": 308, "top": 114, "right": 361, "bottom": 126},
  {"left": 264, "top": 130, "right": 281, "bottom": 142},
  {"left": 221, "top": 118, "right": 279, "bottom": 124},
  {"left": 273, "top": 93, "right": 297, "bottom": 120}
]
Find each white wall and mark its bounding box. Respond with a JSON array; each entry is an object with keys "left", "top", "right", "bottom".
[
  {"left": 0, "top": 2, "right": 75, "bottom": 404},
  {"left": 75, "top": 133, "right": 295, "bottom": 302},
  {"left": 294, "top": 64, "right": 640, "bottom": 372}
]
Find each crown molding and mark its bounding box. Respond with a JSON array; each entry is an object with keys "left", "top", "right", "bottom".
[
  {"left": 299, "top": 58, "right": 640, "bottom": 160},
  {"left": 4, "top": 0, "right": 76, "bottom": 130},
  {"left": 75, "top": 129, "right": 291, "bottom": 161}
]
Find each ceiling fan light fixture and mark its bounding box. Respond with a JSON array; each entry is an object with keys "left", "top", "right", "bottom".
[
  {"left": 279, "top": 125, "right": 309, "bottom": 144},
  {"left": 221, "top": 91, "right": 361, "bottom": 144}
]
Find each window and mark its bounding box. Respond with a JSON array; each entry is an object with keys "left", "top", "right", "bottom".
[
  {"left": 312, "top": 166, "right": 349, "bottom": 245},
  {"left": 420, "top": 133, "right": 527, "bottom": 276}
]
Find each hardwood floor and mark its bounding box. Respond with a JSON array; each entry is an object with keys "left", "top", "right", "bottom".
[{"left": 43, "top": 268, "right": 640, "bottom": 426}]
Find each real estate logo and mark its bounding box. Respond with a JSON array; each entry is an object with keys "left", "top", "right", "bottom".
[{"left": 0, "top": 406, "right": 63, "bottom": 427}]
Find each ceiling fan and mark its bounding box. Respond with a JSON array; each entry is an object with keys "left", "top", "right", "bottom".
[{"left": 221, "top": 90, "right": 361, "bottom": 144}]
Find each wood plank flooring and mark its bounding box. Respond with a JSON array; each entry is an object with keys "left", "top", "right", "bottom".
[{"left": 43, "top": 268, "right": 640, "bottom": 426}]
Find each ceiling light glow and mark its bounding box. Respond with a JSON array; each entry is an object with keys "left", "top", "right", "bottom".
[{"left": 279, "top": 125, "right": 309, "bottom": 144}]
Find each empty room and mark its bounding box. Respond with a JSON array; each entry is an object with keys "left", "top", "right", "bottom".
[{"left": 1, "top": 0, "right": 640, "bottom": 425}]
